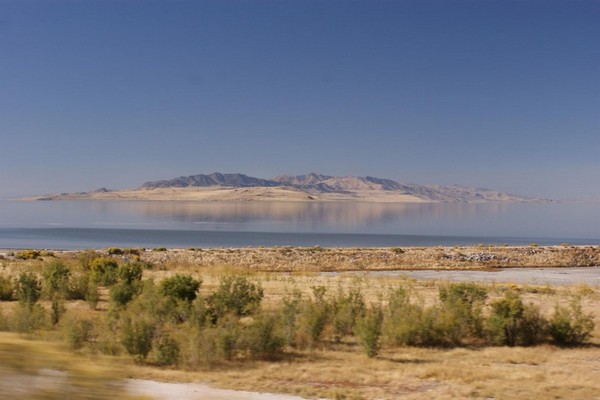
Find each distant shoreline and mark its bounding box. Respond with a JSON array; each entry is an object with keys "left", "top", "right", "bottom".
[{"left": 21, "top": 185, "right": 549, "bottom": 204}]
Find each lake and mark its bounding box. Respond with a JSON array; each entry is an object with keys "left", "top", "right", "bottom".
[{"left": 0, "top": 200, "right": 598, "bottom": 249}]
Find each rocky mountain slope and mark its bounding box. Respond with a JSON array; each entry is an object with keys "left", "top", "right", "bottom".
[{"left": 135, "top": 172, "right": 543, "bottom": 203}]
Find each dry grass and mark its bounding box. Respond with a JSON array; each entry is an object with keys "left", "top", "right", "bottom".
[
  {"left": 1, "top": 247, "right": 600, "bottom": 399},
  {"left": 104, "top": 245, "right": 600, "bottom": 271},
  {"left": 126, "top": 344, "right": 600, "bottom": 399}
]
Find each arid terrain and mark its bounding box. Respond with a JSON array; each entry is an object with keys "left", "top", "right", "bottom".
[{"left": 84, "top": 244, "right": 600, "bottom": 272}]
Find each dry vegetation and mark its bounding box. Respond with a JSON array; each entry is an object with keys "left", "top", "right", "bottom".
[
  {"left": 33, "top": 244, "right": 600, "bottom": 272},
  {"left": 0, "top": 246, "right": 599, "bottom": 399}
]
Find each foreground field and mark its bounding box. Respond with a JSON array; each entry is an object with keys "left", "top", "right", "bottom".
[{"left": 0, "top": 246, "right": 599, "bottom": 399}]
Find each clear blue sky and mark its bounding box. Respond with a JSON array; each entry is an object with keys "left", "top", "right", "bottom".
[{"left": 0, "top": 0, "right": 598, "bottom": 199}]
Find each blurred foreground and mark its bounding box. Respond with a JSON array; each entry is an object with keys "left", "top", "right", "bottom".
[{"left": 0, "top": 333, "right": 145, "bottom": 399}]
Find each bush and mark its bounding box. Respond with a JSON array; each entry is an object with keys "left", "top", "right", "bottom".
[
  {"left": 295, "top": 286, "right": 330, "bottom": 347},
  {"left": 15, "top": 272, "right": 42, "bottom": 305},
  {"left": 331, "top": 286, "right": 366, "bottom": 342},
  {"left": 16, "top": 249, "right": 41, "bottom": 260},
  {"left": 281, "top": 290, "right": 302, "bottom": 346},
  {"left": 0, "top": 275, "right": 14, "bottom": 301},
  {"left": 89, "top": 258, "right": 119, "bottom": 286},
  {"left": 85, "top": 278, "right": 100, "bottom": 309},
  {"left": 191, "top": 319, "right": 239, "bottom": 365},
  {"left": 438, "top": 283, "right": 488, "bottom": 343},
  {"left": 78, "top": 250, "right": 101, "bottom": 269},
  {"left": 118, "top": 262, "right": 144, "bottom": 284},
  {"left": 207, "top": 276, "right": 263, "bottom": 322},
  {"left": 155, "top": 333, "right": 180, "bottom": 366},
  {"left": 486, "top": 291, "right": 547, "bottom": 346},
  {"left": 50, "top": 295, "right": 66, "bottom": 325},
  {"left": 121, "top": 315, "right": 156, "bottom": 362},
  {"left": 107, "top": 247, "right": 124, "bottom": 255},
  {"left": 549, "top": 298, "right": 595, "bottom": 346},
  {"left": 11, "top": 303, "right": 47, "bottom": 332},
  {"left": 63, "top": 315, "right": 95, "bottom": 350},
  {"left": 356, "top": 305, "right": 383, "bottom": 357},
  {"left": 242, "top": 313, "right": 285, "bottom": 360},
  {"left": 110, "top": 282, "right": 141, "bottom": 307},
  {"left": 383, "top": 287, "right": 447, "bottom": 347},
  {"left": 66, "top": 272, "right": 90, "bottom": 300},
  {"left": 160, "top": 274, "right": 201, "bottom": 302},
  {"left": 109, "top": 263, "right": 145, "bottom": 307},
  {"left": 42, "top": 260, "right": 71, "bottom": 298}
]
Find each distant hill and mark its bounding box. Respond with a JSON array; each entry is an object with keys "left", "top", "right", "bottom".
[
  {"left": 131, "top": 172, "right": 544, "bottom": 203},
  {"left": 141, "top": 173, "right": 279, "bottom": 189}
]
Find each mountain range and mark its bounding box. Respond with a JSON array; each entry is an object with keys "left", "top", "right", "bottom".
[
  {"left": 134, "top": 172, "right": 543, "bottom": 203},
  {"left": 29, "top": 172, "right": 547, "bottom": 203}
]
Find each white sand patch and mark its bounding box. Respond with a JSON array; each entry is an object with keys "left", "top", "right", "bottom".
[{"left": 126, "top": 379, "right": 316, "bottom": 400}]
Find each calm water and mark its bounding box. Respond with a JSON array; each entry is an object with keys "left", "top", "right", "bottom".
[{"left": 0, "top": 200, "right": 598, "bottom": 249}]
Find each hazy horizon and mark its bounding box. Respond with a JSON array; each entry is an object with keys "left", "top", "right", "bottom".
[{"left": 1, "top": 1, "right": 598, "bottom": 200}]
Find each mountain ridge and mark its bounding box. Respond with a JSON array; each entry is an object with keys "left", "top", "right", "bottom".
[{"left": 135, "top": 172, "right": 544, "bottom": 203}]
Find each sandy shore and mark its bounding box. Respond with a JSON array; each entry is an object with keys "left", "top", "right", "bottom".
[{"left": 323, "top": 266, "right": 600, "bottom": 286}]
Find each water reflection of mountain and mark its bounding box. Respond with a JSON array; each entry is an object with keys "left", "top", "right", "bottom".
[{"left": 119, "top": 201, "right": 510, "bottom": 230}]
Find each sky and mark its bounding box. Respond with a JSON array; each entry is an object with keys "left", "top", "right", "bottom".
[{"left": 0, "top": 0, "right": 598, "bottom": 200}]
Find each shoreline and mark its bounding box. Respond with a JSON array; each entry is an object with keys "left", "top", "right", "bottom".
[{"left": 2, "top": 245, "right": 598, "bottom": 271}]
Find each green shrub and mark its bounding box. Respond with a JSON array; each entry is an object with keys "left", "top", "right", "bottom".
[
  {"left": 191, "top": 322, "right": 236, "bottom": 365},
  {"left": 108, "top": 263, "right": 145, "bottom": 307},
  {"left": 207, "top": 276, "right": 263, "bottom": 322},
  {"left": 42, "top": 260, "right": 70, "bottom": 298},
  {"left": 107, "top": 247, "right": 124, "bottom": 255},
  {"left": 121, "top": 315, "right": 156, "bottom": 363},
  {"left": 153, "top": 247, "right": 167, "bottom": 252},
  {"left": 486, "top": 291, "right": 546, "bottom": 346},
  {"left": 110, "top": 282, "right": 141, "bottom": 307},
  {"left": 296, "top": 286, "right": 330, "bottom": 347},
  {"left": 85, "top": 278, "right": 100, "bottom": 309},
  {"left": 331, "top": 286, "right": 366, "bottom": 342},
  {"left": 383, "top": 287, "right": 447, "bottom": 347},
  {"left": 50, "top": 295, "right": 66, "bottom": 325},
  {"left": 89, "top": 257, "right": 119, "bottom": 286},
  {"left": 242, "top": 313, "right": 285, "bottom": 360},
  {"left": 549, "top": 298, "right": 595, "bottom": 346},
  {"left": 281, "top": 290, "right": 302, "bottom": 346},
  {"left": 155, "top": 333, "right": 180, "bottom": 366},
  {"left": 0, "top": 275, "right": 14, "bottom": 301},
  {"left": 212, "top": 317, "right": 239, "bottom": 361},
  {"left": 63, "top": 315, "right": 95, "bottom": 350},
  {"left": 160, "top": 274, "right": 201, "bottom": 302},
  {"left": 518, "top": 303, "right": 547, "bottom": 346},
  {"left": 66, "top": 272, "right": 90, "bottom": 300},
  {"left": 118, "top": 262, "right": 144, "bottom": 284},
  {"left": 356, "top": 305, "right": 384, "bottom": 357},
  {"left": 11, "top": 303, "right": 47, "bottom": 332},
  {"left": 438, "top": 283, "right": 488, "bottom": 343},
  {"left": 15, "top": 272, "right": 41, "bottom": 305}
]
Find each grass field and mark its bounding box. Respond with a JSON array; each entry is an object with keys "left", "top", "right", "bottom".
[{"left": 0, "top": 246, "right": 599, "bottom": 399}]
